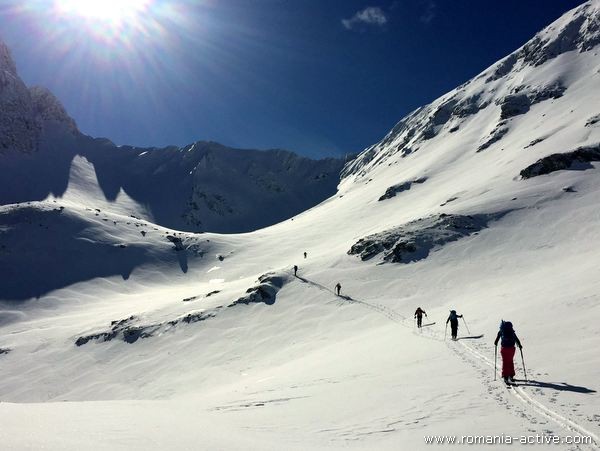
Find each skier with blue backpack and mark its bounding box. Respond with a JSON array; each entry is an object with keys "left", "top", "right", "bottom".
[
  {"left": 494, "top": 321, "right": 523, "bottom": 384},
  {"left": 446, "top": 310, "right": 463, "bottom": 340}
]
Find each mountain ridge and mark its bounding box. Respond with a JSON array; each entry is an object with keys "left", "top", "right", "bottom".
[{"left": 0, "top": 42, "right": 346, "bottom": 233}]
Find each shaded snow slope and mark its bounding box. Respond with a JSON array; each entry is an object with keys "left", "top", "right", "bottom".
[
  {"left": 0, "top": 127, "right": 344, "bottom": 234},
  {"left": 1, "top": 2, "right": 600, "bottom": 450}
]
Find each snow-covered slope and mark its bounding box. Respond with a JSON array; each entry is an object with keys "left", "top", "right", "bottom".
[{"left": 1, "top": 2, "right": 600, "bottom": 450}]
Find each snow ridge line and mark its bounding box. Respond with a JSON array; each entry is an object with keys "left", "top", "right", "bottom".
[{"left": 459, "top": 341, "right": 600, "bottom": 448}]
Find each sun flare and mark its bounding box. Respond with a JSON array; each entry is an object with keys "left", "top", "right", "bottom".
[{"left": 54, "top": 0, "right": 150, "bottom": 24}]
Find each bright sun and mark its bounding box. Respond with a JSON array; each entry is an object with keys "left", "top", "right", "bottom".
[{"left": 55, "top": 0, "right": 150, "bottom": 24}]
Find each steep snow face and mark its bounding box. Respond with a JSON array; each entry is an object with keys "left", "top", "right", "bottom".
[
  {"left": 341, "top": 0, "right": 600, "bottom": 186},
  {"left": 180, "top": 143, "right": 343, "bottom": 232}
]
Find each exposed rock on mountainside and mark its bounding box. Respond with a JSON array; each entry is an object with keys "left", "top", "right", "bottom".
[
  {"left": 520, "top": 144, "right": 600, "bottom": 178},
  {"left": 0, "top": 42, "right": 77, "bottom": 154},
  {"left": 378, "top": 177, "right": 427, "bottom": 201},
  {"left": 498, "top": 82, "right": 566, "bottom": 119},
  {"left": 75, "top": 271, "right": 289, "bottom": 346},
  {"left": 348, "top": 213, "right": 503, "bottom": 264},
  {"left": 229, "top": 272, "right": 288, "bottom": 307},
  {"left": 341, "top": 1, "right": 600, "bottom": 181}
]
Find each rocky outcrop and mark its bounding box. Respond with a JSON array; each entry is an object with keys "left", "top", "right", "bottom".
[
  {"left": 0, "top": 41, "right": 78, "bottom": 154},
  {"left": 229, "top": 272, "right": 288, "bottom": 307},
  {"left": 585, "top": 114, "right": 600, "bottom": 126},
  {"left": 75, "top": 311, "right": 216, "bottom": 346},
  {"left": 520, "top": 144, "right": 600, "bottom": 178},
  {"left": 498, "top": 82, "right": 566, "bottom": 119},
  {"left": 76, "top": 272, "right": 289, "bottom": 346},
  {"left": 477, "top": 122, "right": 509, "bottom": 152},
  {"left": 518, "top": 4, "right": 600, "bottom": 67},
  {"left": 378, "top": 177, "right": 427, "bottom": 201},
  {"left": 349, "top": 213, "right": 501, "bottom": 263},
  {"left": 166, "top": 235, "right": 185, "bottom": 251}
]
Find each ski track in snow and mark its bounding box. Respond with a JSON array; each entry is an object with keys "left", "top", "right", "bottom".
[
  {"left": 298, "top": 277, "right": 599, "bottom": 449},
  {"left": 458, "top": 341, "right": 600, "bottom": 449}
]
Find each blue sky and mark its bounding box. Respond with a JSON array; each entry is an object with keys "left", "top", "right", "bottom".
[{"left": 0, "top": 0, "right": 586, "bottom": 158}]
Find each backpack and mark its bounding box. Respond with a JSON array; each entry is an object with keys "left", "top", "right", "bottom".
[
  {"left": 499, "top": 321, "right": 516, "bottom": 347},
  {"left": 449, "top": 310, "right": 457, "bottom": 321}
]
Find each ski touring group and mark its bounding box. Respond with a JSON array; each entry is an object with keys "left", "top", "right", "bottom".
[{"left": 292, "top": 259, "right": 525, "bottom": 387}]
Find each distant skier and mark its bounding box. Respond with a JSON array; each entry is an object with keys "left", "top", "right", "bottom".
[
  {"left": 304, "top": 252, "right": 307, "bottom": 259},
  {"left": 414, "top": 307, "right": 427, "bottom": 328},
  {"left": 335, "top": 282, "right": 341, "bottom": 296},
  {"left": 494, "top": 321, "right": 523, "bottom": 384},
  {"left": 293, "top": 265, "right": 298, "bottom": 276},
  {"left": 446, "top": 310, "right": 463, "bottom": 340}
]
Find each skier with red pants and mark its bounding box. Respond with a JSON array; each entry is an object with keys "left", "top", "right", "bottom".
[{"left": 494, "top": 321, "right": 522, "bottom": 384}]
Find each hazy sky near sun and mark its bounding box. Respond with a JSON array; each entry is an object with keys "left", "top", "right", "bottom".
[{"left": 0, "top": 0, "right": 586, "bottom": 157}]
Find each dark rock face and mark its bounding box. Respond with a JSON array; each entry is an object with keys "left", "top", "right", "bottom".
[
  {"left": 585, "top": 114, "right": 600, "bottom": 126},
  {"left": 499, "top": 93, "right": 531, "bottom": 119},
  {"left": 378, "top": 177, "right": 427, "bottom": 201},
  {"left": 421, "top": 99, "right": 459, "bottom": 140},
  {"left": 0, "top": 41, "right": 78, "bottom": 154},
  {"left": 524, "top": 137, "right": 546, "bottom": 148},
  {"left": 520, "top": 144, "right": 600, "bottom": 178},
  {"left": 518, "top": 7, "right": 600, "bottom": 67},
  {"left": 166, "top": 235, "right": 184, "bottom": 251},
  {"left": 75, "top": 316, "right": 150, "bottom": 346},
  {"left": 485, "top": 54, "right": 518, "bottom": 83},
  {"left": 229, "top": 272, "right": 287, "bottom": 307},
  {"left": 349, "top": 213, "right": 502, "bottom": 264},
  {"left": 167, "top": 312, "right": 215, "bottom": 326},
  {"left": 499, "top": 82, "right": 566, "bottom": 120},
  {"left": 477, "top": 123, "right": 509, "bottom": 152},
  {"left": 453, "top": 93, "right": 490, "bottom": 118}
]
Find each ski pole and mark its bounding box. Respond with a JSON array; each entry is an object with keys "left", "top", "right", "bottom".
[
  {"left": 520, "top": 347, "right": 527, "bottom": 382},
  {"left": 444, "top": 322, "right": 448, "bottom": 340},
  {"left": 462, "top": 317, "right": 471, "bottom": 335},
  {"left": 494, "top": 345, "right": 497, "bottom": 381}
]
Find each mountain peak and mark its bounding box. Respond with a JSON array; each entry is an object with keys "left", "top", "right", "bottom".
[
  {"left": 30, "top": 86, "right": 78, "bottom": 133},
  {"left": 0, "top": 41, "right": 78, "bottom": 154},
  {"left": 0, "top": 40, "right": 17, "bottom": 77},
  {"left": 342, "top": 1, "right": 600, "bottom": 181}
]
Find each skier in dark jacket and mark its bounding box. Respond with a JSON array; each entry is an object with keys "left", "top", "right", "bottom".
[
  {"left": 293, "top": 265, "right": 298, "bottom": 276},
  {"left": 335, "top": 282, "right": 341, "bottom": 296},
  {"left": 414, "top": 307, "right": 427, "bottom": 328},
  {"left": 446, "top": 310, "right": 463, "bottom": 340},
  {"left": 494, "top": 321, "right": 523, "bottom": 384}
]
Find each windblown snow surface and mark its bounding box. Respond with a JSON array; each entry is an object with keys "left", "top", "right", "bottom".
[{"left": 1, "top": 2, "right": 600, "bottom": 450}]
